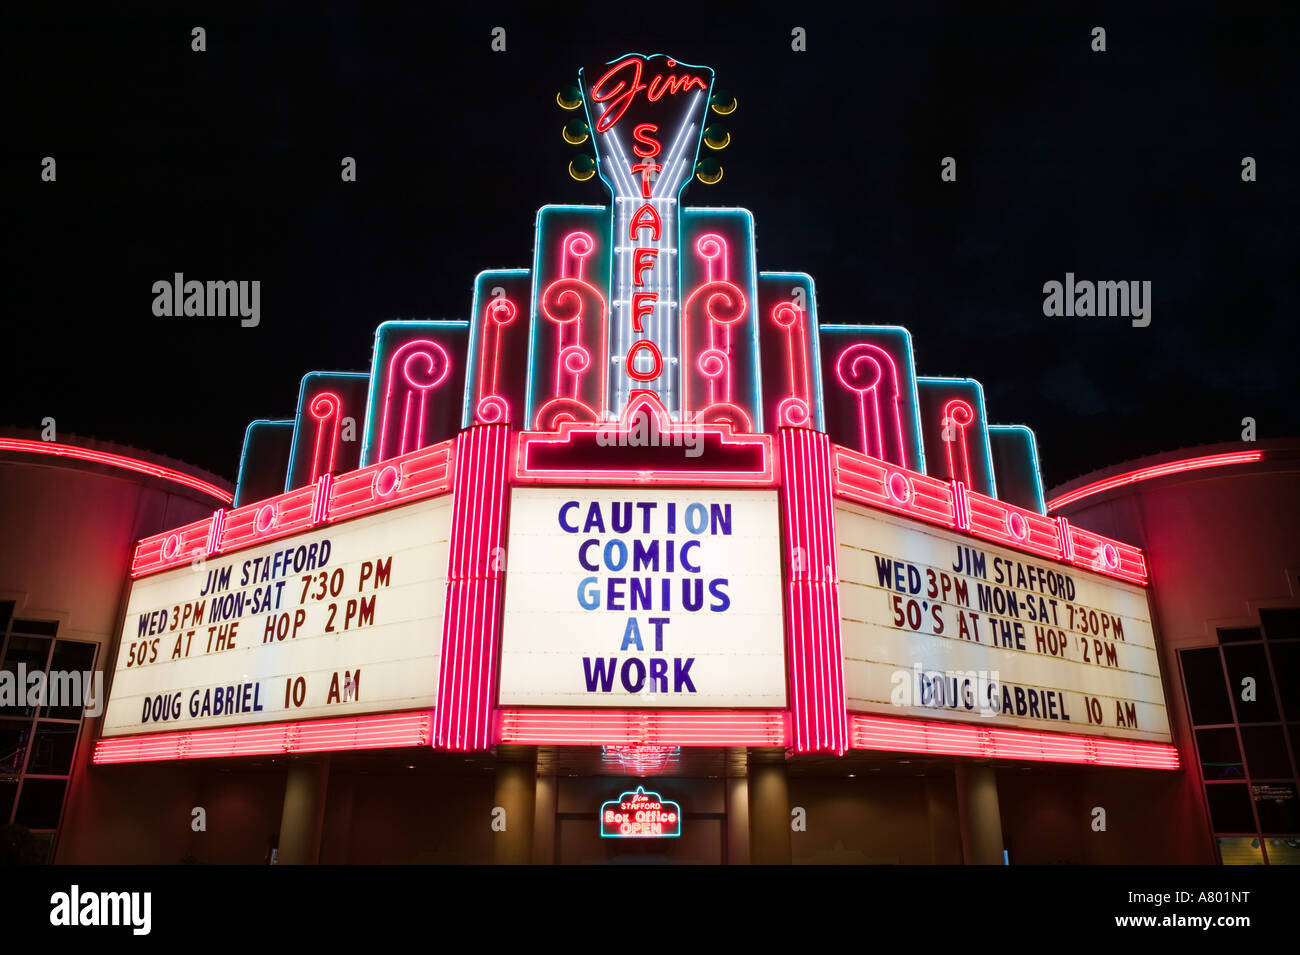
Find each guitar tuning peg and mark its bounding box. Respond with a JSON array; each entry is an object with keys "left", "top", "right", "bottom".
[
  {"left": 557, "top": 85, "right": 583, "bottom": 110},
  {"left": 695, "top": 157, "right": 723, "bottom": 185},
  {"left": 563, "top": 119, "right": 590, "bottom": 145},
  {"left": 569, "top": 155, "right": 596, "bottom": 182},
  {"left": 703, "top": 123, "right": 730, "bottom": 151},
  {"left": 710, "top": 89, "right": 737, "bottom": 115}
]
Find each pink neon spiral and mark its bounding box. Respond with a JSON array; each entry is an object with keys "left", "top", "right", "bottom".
[
  {"left": 401, "top": 343, "right": 450, "bottom": 390},
  {"left": 696, "top": 347, "right": 728, "bottom": 379},
  {"left": 945, "top": 399, "right": 973, "bottom": 427},
  {"left": 689, "top": 280, "right": 747, "bottom": 325},
  {"left": 475, "top": 395, "right": 509, "bottom": 425},
  {"left": 486, "top": 298, "right": 517, "bottom": 326},
  {"left": 541, "top": 278, "right": 592, "bottom": 325},
  {"left": 565, "top": 231, "right": 595, "bottom": 261},
  {"left": 695, "top": 233, "right": 725, "bottom": 262},
  {"left": 777, "top": 397, "right": 811, "bottom": 427},
  {"left": 771, "top": 302, "right": 802, "bottom": 328},
  {"left": 835, "top": 345, "right": 884, "bottom": 393},
  {"left": 560, "top": 345, "right": 591, "bottom": 376},
  {"left": 309, "top": 392, "right": 340, "bottom": 421}
]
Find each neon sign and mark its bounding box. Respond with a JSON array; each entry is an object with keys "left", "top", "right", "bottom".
[
  {"left": 580, "top": 53, "right": 714, "bottom": 418},
  {"left": 600, "top": 786, "right": 682, "bottom": 838},
  {"left": 112, "top": 53, "right": 1169, "bottom": 767},
  {"left": 587, "top": 57, "right": 708, "bottom": 133}
]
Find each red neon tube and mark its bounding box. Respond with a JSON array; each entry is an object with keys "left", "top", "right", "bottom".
[
  {"left": 0, "top": 437, "right": 233, "bottom": 504},
  {"left": 1047, "top": 451, "right": 1262, "bottom": 511}
]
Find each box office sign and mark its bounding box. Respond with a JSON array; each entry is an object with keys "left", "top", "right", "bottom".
[
  {"left": 837, "top": 502, "right": 1172, "bottom": 743},
  {"left": 601, "top": 787, "right": 682, "bottom": 838},
  {"left": 101, "top": 495, "right": 452, "bottom": 736},
  {"left": 499, "top": 487, "right": 787, "bottom": 707}
]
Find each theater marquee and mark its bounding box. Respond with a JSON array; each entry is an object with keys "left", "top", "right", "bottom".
[
  {"left": 837, "top": 502, "right": 1172, "bottom": 743},
  {"left": 94, "top": 52, "right": 1180, "bottom": 775},
  {"left": 102, "top": 496, "right": 452, "bottom": 737},
  {"left": 499, "top": 486, "right": 786, "bottom": 707}
]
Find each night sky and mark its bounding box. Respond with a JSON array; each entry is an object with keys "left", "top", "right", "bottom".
[{"left": 9, "top": 2, "right": 1298, "bottom": 490}]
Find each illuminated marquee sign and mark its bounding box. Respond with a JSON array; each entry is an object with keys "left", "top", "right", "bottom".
[
  {"left": 498, "top": 486, "right": 786, "bottom": 707},
  {"left": 601, "top": 786, "right": 682, "bottom": 838},
  {"left": 102, "top": 496, "right": 451, "bottom": 736},
  {"left": 100, "top": 53, "right": 1175, "bottom": 767},
  {"left": 836, "top": 502, "right": 1171, "bottom": 743}
]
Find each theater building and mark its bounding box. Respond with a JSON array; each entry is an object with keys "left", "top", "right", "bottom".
[{"left": 4, "top": 55, "right": 1295, "bottom": 865}]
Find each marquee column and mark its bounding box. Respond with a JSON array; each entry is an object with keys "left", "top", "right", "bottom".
[
  {"left": 747, "top": 749, "right": 791, "bottom": 865},
  {"left": 276, "top": 755, "right": 330, "bottom": 865},
  {"left": 435, "top": 423, "right": 511, "bottom": 751},
  {"left": 726, "top": 747, "right": 751, "bottom": 865},
  {"left": 955, "top": 762, "right": 1005, "bottom": 865},
  {"left": 532, "top": 759, "right": 557, "bottom": 865},
  {"left": 493, "top": 745, "right": 537, "bottom": 865},
  {"left": 777, "top": 427, "right": 850, "bottom": 754}
]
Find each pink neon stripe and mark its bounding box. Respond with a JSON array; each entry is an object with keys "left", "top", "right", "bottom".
[
  {"left": 435, "top": 425, "right": 508, "bottom": 751},
  {"left": 93, "top": 712, "right": 433, "bottom": 764},
  {"left": 830, "top": 443, "right": 1147, "bottom": 587},
  {"left": 0, "top": 437, "right": 232, "bottom": 503},
  {"left": 1047, "top": 451, "right": 1263, "bottom": 511},
  {"left": 779, "top": 428, "right": 848, "bottom": 754},
  {"left": 848, "top": 714, "right": 1179, "bottom": 770}
]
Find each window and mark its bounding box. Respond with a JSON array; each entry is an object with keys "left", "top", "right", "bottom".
[
  {"left": 1253, "top": 784, "right": 1299, "bottom": 833},
  {"left": 1195, "top": 727, "right": 1244, "bottom": 780},
  {"left": 1215, "top": 836, "right": 1263, "bottom": 865},
  {"left": 1180, "top": 613, "right": 1300, "bottom": 864},
  {"left": 0, "top": 610, "right": 99, "bottom": 845},
  {"left": 1261, "top": 608, "right": 1300, "bottom": 641},
  {"left": 1223, "top": 644, "right": 1279, "bottom": 722},
  {"left": 1217, "top": 626, "right": 1262, "bottom": 643},
  {"left": 1182, "top": 647, "right": 1233, "bottom": 726},
  {"left": 1241, "top": 725, "right": 1293, "bottom": 780},
  {"left": 1206, "top": 784, "right": 1255, "bottom": 833}
]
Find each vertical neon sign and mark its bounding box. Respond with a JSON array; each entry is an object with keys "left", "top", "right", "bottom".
[{"left": 580, "top": 53, "right": 714, "bottom": 419}]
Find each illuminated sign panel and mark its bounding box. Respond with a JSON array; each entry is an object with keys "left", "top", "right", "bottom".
[
  {"left": 102, "top": 496, "right": 451, "bottom": 737},
  {"left": 836, "top": 502, "right": 1171, "bottom": 743},
  {"left": 499, "top": 486, "right": 786, "bottom": 707},
  {"left": 100, "top": 53, "right": 1175, "bottom": 768},
  {"left": 580, "top": 54, "right": 714, "bottom": 419},
  {"left": 601, "top": 786, "right": 682, "bottom": 838}
]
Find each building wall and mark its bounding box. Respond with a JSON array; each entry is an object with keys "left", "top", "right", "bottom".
[
  {"left": 1054, "top": 440, "right": 1300, "bottom": 864},
  {"left": 0, "top": 437, "right": 230, "bottom": 863},
  {"left": 788, "top": 774, "right": 958, "bottom": 864},
  {"left": 998, "top": 766, "right": 1206, "bottom": 864},
  {"left": 320, "top": 767, "right": 494, "bottom": 864}
]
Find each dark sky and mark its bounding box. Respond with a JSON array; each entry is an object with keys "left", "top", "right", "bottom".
[{"left": 9, "top": 1, "right": 1298, "bottom": 489}]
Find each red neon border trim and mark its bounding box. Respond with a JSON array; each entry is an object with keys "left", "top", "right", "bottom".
[
  {"left": 831, "top": 443, "right": 1149, "bottom": 585},
  {"left": 91, "top": 708, "right": 1179, "bottom": 770},
  {"left": 92, "top": 711, "right": 433, "bottom": 764},
  {"left": 0, "top": 437, "right": 232, "bottom": 504},
  {"left": 131, "top": 438, "right": 454, "bottom": 578},
  {"left": 849, "top": 713, "right": 1179, "bottom": 770},
  {"left": 514, "top": 393, "right": 775, "bottom": 486},
  {"left": 1047, "top": 451, "right": 1263, "bottom": 512}
]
